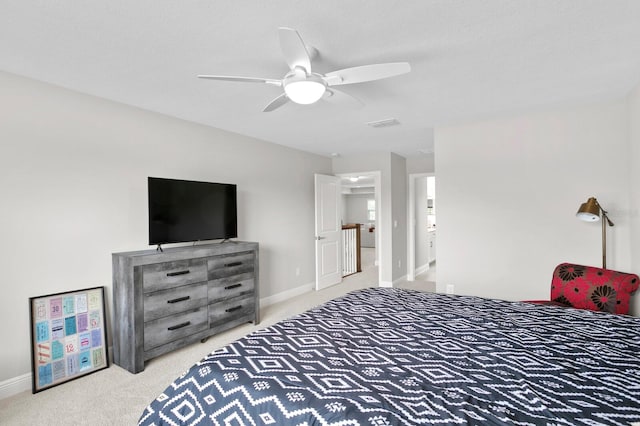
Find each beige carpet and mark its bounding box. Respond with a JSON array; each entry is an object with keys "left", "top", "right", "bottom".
[{"left": 0, "top": 251, "right": 435, "bottom": 425}]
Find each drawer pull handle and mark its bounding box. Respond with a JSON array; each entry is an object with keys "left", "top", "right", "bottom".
[
  {"left": 224, "top": 261, "right": 242, "bottom": 267},
  {"left": 168, "top": 321, "right": 191, "bottom": 331},
  {"left": 167, "top": 270, "right": 190, "bottom": 277},
  {"left": 225, "top": 305, "right": 242, "bottom": 313},
  {"left": 225, "top": 283, "right": 242, "bottom": 290},
  {"left": 167, "top": 296, "right": 190, "bottom": 304}
]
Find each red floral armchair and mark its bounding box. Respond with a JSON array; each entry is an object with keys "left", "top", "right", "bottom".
[{"left": 529, "top": 263, "right": 639, "bottom": 315}]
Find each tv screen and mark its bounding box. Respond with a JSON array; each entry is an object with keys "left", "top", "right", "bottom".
[{"left": 148, "top": 177, "right": 237, "bottom": 245}]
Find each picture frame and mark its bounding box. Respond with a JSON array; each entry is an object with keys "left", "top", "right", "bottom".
[{"left": 29, "top": 286, "right": 109, "bottom": 393}]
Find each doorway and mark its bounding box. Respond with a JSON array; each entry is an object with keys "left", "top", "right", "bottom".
[
  {"left": 408, "top": 173, "right": 436, "bottom": 283},
  {"left": 314, "top": 172, "right": 382, "bottom": 290},
  {"left": 338, "top": 171, "right": 382, "bottom": 288}
]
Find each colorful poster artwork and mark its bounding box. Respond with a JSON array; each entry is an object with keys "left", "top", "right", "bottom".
[
  {"left": 79, "top": 332, "right": 91, "bottom": 350},
  {"left": 34, "top": 300, "right": 47, "bottom": 321},
  {"left": 64, "top": 316, "right": 77, "bottom": 336},
  {"left": 38, "top": 364, "right": 52, "bottom": 387},
  {"left": 51, "top": 340, "right": 64, "bottom": 360},
  {"left": 51, "top": 318, "right": 64, "bottom": 340},
  {"left": 65, "top": 335, "right": 78, "bottom": 355},
  {"left": 91, "top": 329, "right": 102, "bottom": 347},
  {"left": 50, "top": 298, "right": 63, "bottom": 319},
  {"left": 92, "top": 348, "right": 105, "bottom": 368},
  {"left": 79, "top": 350, "right": 91, "bottom": 371},
  {"left": 75, "top": 293, "right": 88, "bottom": 313},
  {"left": 66, "top": 354, "right": 79, "bottom": 376},
  {"left": 37, "top": 342, "right": 51, "bottom": 365},
  {"left": 36, "top": 321, "right": 49, "bottom": 343},
  {"left": 52, "top": 360, "right": 66, "bottom": 381},
  {"left": 88, "top": 290, "right": 100, "bottom": 311},
  {"left": 30, "top": 287, "right": 108, "bottom": 392},
  {"left": 77, "top": 313, "right": 88, "bottom": 332},
  {"left": 62, "top": 297, "right": 75, "bottom": 316},
  {"left": 89, "top": 310, "right": 101, "bottom": 329}
]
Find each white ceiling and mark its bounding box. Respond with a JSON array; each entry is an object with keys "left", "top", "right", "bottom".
[
  {"left": 341, "top": 175, "right": 376, "bottom": 194},
  {"left": 2, "top": 1, "right": 640, "bottom": 158}
]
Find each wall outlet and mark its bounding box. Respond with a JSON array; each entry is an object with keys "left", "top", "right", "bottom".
[
  {"left": 446, "top": 284, "right": 455, "bottom": 295},
  {"left": 295, "top": 267, "right": 300, "bottom": 277},
  {"left": 398, "top": 259, "right": 401, "bottom": 268}
]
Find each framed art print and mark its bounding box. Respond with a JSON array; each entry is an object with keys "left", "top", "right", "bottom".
[{"left": 29, "top": 286, "right": 109, "bottom": 393}]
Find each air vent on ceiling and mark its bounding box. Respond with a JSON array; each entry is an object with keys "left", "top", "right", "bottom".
[{"left": 366, "top": 118, "right": 400, "bottom": 128}]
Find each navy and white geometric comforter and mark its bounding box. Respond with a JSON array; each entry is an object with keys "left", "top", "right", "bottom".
[{"left": 139, "top": 288, "right": 640, "bottom": 425}]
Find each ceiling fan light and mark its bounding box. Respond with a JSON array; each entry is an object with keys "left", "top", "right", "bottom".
[{"left": 284, "top": 80, "right": 326, "bottom": 104}]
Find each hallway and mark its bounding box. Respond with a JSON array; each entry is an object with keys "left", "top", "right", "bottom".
[{"left": 340, "top": 247, "right": 436, "bottom": 293}]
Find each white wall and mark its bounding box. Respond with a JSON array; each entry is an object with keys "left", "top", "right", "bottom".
[
  {"left": 0, "top": 71, "right": 331, "bottom": 382},
  {"left": 390, "top": 153, "right": 408, "bottom": 282},
  {"left": 406, "top": 153, "right": 435, "bottom": 175},
  {"left": 343, "top": 194, "right": 376, "bottom": 247},
  {"left": 435, "top": 100, "right": 633, "bottom": 305},
  {"left": 340, "top": 194, "right": 348, "bottom": 224},
  {"left": 344, "top": 194, "right": 373, "bottom": 224}
]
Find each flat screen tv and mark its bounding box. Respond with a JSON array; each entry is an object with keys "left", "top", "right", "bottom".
[{"left": 148, "top": 177, "right": 237, "bottom": 245}]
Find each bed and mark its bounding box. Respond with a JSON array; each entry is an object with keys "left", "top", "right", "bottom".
[{"left": 139, "top": 287, "right": 640, "bottom": 425}]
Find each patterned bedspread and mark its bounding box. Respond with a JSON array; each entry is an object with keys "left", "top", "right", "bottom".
[{"left": 139, "top": 288, "right": 640, "bottom": 425}]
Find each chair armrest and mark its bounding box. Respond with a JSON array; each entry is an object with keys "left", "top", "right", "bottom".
[{"left": 550, "top": 263, "right": 639, "bottom": 314}]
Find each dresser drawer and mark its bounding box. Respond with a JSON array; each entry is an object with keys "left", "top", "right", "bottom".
[
  {"left": 144, "top": 283, "right": 208, "bottom": 322},
  {"left": 142, "top": 259, "right": 207, "bottom": 293},
  {"left": 208, "top": 272, "right": 255, "bottom": 300},
  {"left": 208, "top": 252, "right": 254, "bottom": 280},
  {"left": 208, "top": 295, "right": 255, "bottom": 328},
  {"left": 144, "top": 307, "right": 208, "bottom": 351}
]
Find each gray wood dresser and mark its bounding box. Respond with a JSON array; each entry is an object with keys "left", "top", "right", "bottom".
[{"left": 112, "top": 242, "right": 259, "bottom": 373}]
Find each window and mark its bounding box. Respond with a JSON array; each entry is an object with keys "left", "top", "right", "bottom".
[{"left": 367, "top": 199, "right": 376, "bottom": 221}]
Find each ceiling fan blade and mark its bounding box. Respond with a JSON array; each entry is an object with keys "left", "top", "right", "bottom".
[
  {"left": 322, "top": 88, "right": 364, "bottom": 109},
  {"left": 198, "top": 75, "right": 282, "bottom": 86},
  {"left": 278, "top": 27, "right": 311, "bottom": 73},
  {"left": 263, "top": 93, "right": 289, "bottom": 112},
  {"left": 324, "top": 62, "right": 411, "bottom": 86}
]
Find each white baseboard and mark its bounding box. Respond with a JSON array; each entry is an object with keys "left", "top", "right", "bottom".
[
  {"left": 393, "top": 275, "right": 408, "bottom": 286},
  {"left": 379, "top": 275, "right": 407, "bottom": 288},
  {"left": 0, "top": 372, "right": 31, "bottom": 400},
  {"left": 415, "top": 263, "right": 429, "bottom": 276},
  {"left": 380, "top": 275, "right": 407, "bottom": 287},
  {"left": 260, "top": 282, "right": 314, "bottom": 307}
]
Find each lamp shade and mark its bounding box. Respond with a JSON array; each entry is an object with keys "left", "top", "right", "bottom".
[{"left": 576, "top": 197, "right": 601, "bottom": 222}]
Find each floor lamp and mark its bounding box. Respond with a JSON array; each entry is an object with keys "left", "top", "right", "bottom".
[{"left": 576, "top": 197, "right": 614, "bottom": 269}]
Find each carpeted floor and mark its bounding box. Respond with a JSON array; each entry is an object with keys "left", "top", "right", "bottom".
[{"left": 0, "top": 248, "right": 435, "bottom": 425}]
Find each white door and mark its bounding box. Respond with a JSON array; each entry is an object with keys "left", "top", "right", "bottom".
[{"left": 314, "top": 173, "right": 342, "bottom": 290}]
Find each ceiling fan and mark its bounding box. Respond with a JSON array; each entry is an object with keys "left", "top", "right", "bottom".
[{"left": 197, "top": 27, "right": 411, "bottom": 112}]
